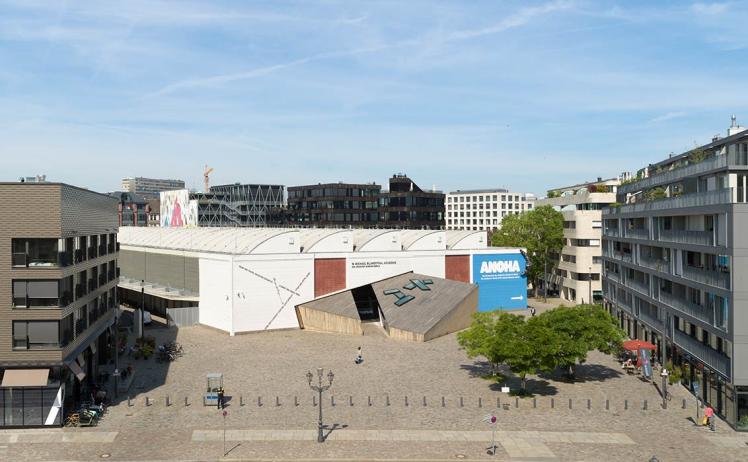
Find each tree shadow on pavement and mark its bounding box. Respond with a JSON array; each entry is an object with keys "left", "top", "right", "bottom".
[{"left": 538, "top": 364, "right": 623, "bottom": 384}]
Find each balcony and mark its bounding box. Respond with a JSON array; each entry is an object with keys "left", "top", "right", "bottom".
[
  {"left": 108, "top": 269, "right": 115, "bottom": 282},
  {"left": 116, "top": 267, "right": 121, "bottom": 278},
  {"left": 606, "top": 189, "right": 733, "bottom": 215},
  {"left": 87, "top": 247, "right": 98, "bottom": 260},
  {"left": 88, "top": 278, "right": 96, "bottom": 292},
  {"left": 626, "top": 279, "right": 650, "bottom": 297},
  {"left": 116, "top": 242, "right": 120, "bottom": 252},
  {"left": 98, "top": 244, "right": 107, "bottom": 256},
  {"left": 639, "top": 256, "right": 670, "bottom": 274},
  {"left": 75, "top": 283, "right": 85, "bottom": 299},
  {"left": 673, "top": 329, "right": 730, "bottom": 378},
  {"left": 108, "top": 242, "right": 115, "bottom": 254},
  {"left": 603, "top": 228, "right": 620, "bottom": 238},
  {"left": 658, "top": 292, "right": 715, "bottom": 326},
  {"left": 75, "top": 318, "right": 88, "bottom": 337},
  {"left": 659, "top": 229, "right": 715, "bottom": 246},
  {"left": 624, "top": 228, "right": 649, "bottom": 240},
  {"left": 75, "top": 249, "right": 85, "bottom": 264},
  {"left": 681, "top": 265, "right": 730, "bottom": 290},
  {"left": 98, "top": 274, "right": 107, "bottom": 286},
  {"left": 638, "top": 310, "right": 662, "bottom": 329},
  {"left": 12, "top": 251, "right": 73, "bottom": 268}
]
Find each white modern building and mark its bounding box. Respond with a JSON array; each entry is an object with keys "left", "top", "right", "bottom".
[
  {"left": 121, "top": 177, "right": 185, "bottom": 197},
  {"left": 536, "top": 177, "right": 621, "bottom": 304},
  {"left": 117, "top": 227, "right": 527, "bottom": 335},
  {"left": 445, "top": 189, "right": 536, "bottom": 232}
]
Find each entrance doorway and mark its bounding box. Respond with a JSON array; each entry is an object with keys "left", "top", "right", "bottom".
[{"left": 351, "top": 285, "right": 380, "bottom": 321}]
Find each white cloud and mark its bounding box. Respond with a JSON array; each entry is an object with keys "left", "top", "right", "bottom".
[
  {"left": 691, "top": 2, "right": 730, "bottom": 15},
  {"left": 650, "top": 111, "right": 688, "bottom": 123}
]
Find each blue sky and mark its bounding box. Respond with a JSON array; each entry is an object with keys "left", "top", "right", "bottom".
[{"left": 1, "top": 0, "right": 747, "bottom": 195}]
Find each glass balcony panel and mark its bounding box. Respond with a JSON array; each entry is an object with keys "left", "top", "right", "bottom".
[{"left": 674, "top": 329, "right": 730, "bottom": 378}]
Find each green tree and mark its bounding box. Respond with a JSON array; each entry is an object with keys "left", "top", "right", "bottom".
[
  {"left": 457, "top": 312, "right": 525, "bottom": 375},
  {"left": 506, "top": 317, "right": 559, "bottom": 392},
  {"left": 491, "top": 205, "right": 564, "bottom": 300},
  {"left": 535, "top": 305, "right": 625, "bottom": 379}
]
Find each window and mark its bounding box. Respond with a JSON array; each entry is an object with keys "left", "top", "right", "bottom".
[
  {"left": 12, "top": 279, "right": 70, "bottom": 308},
  {"left": 12, "top": 238, "right": 70, "bottom": 267},
  {"left": 13, "top": 321, "right": 60, "bottom": 349}
]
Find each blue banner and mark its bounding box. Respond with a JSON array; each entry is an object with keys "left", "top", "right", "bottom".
[{"left": 471, "top": 253, "right": 527, "bottom": 311}]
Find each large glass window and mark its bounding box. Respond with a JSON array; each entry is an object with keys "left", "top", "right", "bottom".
[
  {"left": 12, "top": 278, "right": 71, "bottom": 308},
  {"left": 12, "top": 321, "right": 60, "bottom": 349},
  {"left": 11, "top": 239, "right": 69, "bottom": 267}
]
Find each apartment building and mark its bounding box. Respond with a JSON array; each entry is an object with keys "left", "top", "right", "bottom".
[
  {"left": 445, "top": 189, "right": 535, "bottom": 231},
  {"left": 379, "top": 174, "right": 445, "bottom": 230},
  {"left": 602, "top": 117, "right": 748, "bottom": 430},
  {"left": 0, "top": 183, "right": 119, "bottom": 427},
  {"left": 536, "top": 178, "right": 620, "bottom": 304},
  {"left": 286, "top": 182, "right": 381, "bottom": 228},
  {"left": 121, "top": 177, "right": 185, "bottom": 197}
]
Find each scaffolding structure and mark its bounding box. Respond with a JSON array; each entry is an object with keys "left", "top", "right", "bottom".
[{"left": 193, "top": 183, "right": 285, "bottom": 227}]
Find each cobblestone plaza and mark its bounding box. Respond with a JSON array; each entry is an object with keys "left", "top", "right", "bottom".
[{"left": 2, "top": 324, "right": 747, "bottom": 461}]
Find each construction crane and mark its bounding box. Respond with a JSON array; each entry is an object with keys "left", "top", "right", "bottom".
[{"left": 203, "top": 165, "right": 214, "bottom": 192}]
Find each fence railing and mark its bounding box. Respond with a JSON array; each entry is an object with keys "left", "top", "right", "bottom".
[
  {"left": 673, "top": 330, "right": 730, "bottom": 378},
  {"left": 659, "top": 230, "right": 715, "bottom": 246},
  {"left": 607, "top": 189, "right": 733, "bottom": 215}
]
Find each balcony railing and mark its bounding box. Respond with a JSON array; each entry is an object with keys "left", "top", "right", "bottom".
[
  {"left": 12, "top": 251, "right": 73, "bottom": 268},
  {"left": 606, "top": 189, "right": 733, "bottom": 215},
  {"left": 98, "top": 244, "right": 107, "bottom": 256},
  {"left": 673, "top": 329, "right": 730, "bottom": 378},
  {"left": 681, "top": 265, "right": 730, "bottom": 290},
  {"left": 627, "top": 279, "right": 650, "bottom": 297},
  {"left": 98, "top": 274, "right": 107, "bottom": 286},
  {"left": 75, "top": 249, "right": 85, "bottom": 264},
  {"left": 116, "top": 267, "right": 121, "bottom": 278},
  {"left": 116, "top": 242, "right": 120, "bottom": 252},
  {"left": 88, "top": 278, "right": 96, "bottom": 292},
  {"left": 87, "top": 247, "right": 97, "bottom": 260},
  {"left": 603, "top": 228, "right": 620, "bottom": 237},
  {"left": 75, "top": 318, "right": 88, "bottom": 337},
  {"left": 659, "top": 229, "right": 715, "bottom": 246},
  {"left": 108, "top": 269, "right": 115, "bottom": 281},
  {"left": 108, "top": 242, "right": 115, "bottom": 254},
  {"left": 658, "top": 291, "right": 715, "bottom": 326},
  {"left": 639, "top": 256, "right": 670, "bottom": 274},
  {"left": 624, "top": 228, "right": 649, "bottom": 240},
  {"left": 638, "top": 310, "right": 662, "bottom": 329}
]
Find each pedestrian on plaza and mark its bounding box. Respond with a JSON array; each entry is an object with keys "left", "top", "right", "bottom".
[
  {"left": 705, "top": 404, "right": 715, "bottom": 430},
  {"left": 530, "top": 307, "right": 536, "bottom": 317},
  {"left": 355, "top": 346, "right": 363, "bottom": 364},
  {"left": 217, "top": 386, "right": 225, "bottom": 409}
]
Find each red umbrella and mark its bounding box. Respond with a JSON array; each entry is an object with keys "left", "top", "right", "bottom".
[{"left": 623, "top": 339, "right": 656, "bottom": 351}]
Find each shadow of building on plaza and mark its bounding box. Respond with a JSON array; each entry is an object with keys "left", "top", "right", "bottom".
[{"left": 108, "top": 309, "right": 179, "bottom": 406}]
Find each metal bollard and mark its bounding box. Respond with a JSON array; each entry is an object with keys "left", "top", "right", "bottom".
[
  {"left": 185, "top": 396, "right": 189, "bottom": 407},
  {"left": 295, "top": 396, "right": 299, "bottom": 406},
  {"left": 606, "top": 399, "right": 609, "bottom": 410},
  {"left": 276, "top": 396, "right": 280, "bottom": 407},
  {"left": 423, "top": 396, "right": 427, "bottom": 407},
  {"left": 497, "top": 397, "right": 500, "bottom": 408},
  {"left": 460, "top": 396, "right": 464, "bottom": 407},
  {"left": 313, "top": 395, "right": 317, "bottom": 407},
  {"left": 127, "top": 396, "right": 132, "bottom": 407},
  {"left": 682, "top": 398, "right": 687, "bottom": 409},
  {"left": 515, "top": 397, "right": 519, "bottom": 408},
  {"left": 587, "top": 399, "right": 591, "bottom": 410},
  {"left": 478, "top": 397, "right": 482, "bottom": 408},
  {"left": 239, "top": 395, "right": 243, "bottom": 406},
  {"left": 442, "top": 396, "right": 446, "bottom": 407},
  {"left": 625, "top": 399, "right": 628, "bottom": 410},
  {"left": 258, "top": 396, "right": 262, "bottom": 407},
  {"left": 551, "top": 398, "right": 554, "bottom": 409},
  {"left": 533, "top": 398, "right": 537, "bottom": 408},
  {"left": 146, "top": 396, "right": 150, "bottom": 406},
  {"left": 569, "top": 398, "right": 573, "bottom": 409},
  {"left": 166, "top": 396, "right": 171, "bottom": 407},
  {"left": 386, "top": 395, "right": 390, "bottom": 406},
  {"left": 331, "top": 396, "right": 335, "bottom": 406},
  {"left": 643, "top": 400, "right": 647, "bottom": 410},
  {"left": 405, "top": 396, "right": 409, "bottom": 406},
  {"left": 368, "top": 396, "right": 372, "bottom": 406},
  {"left": 349, "top": 396, "right": 353, "bottom": 406}
]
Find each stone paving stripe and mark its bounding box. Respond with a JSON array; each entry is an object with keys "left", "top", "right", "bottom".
[
  {"left": 191, "top": 429, "right": 634, "bottom": 445},
  {"left": 0, "top": 431, "right": 118, "bottom": 444},
  {"left": 704, "top": 436, "right": 748, "bottom": 449}
]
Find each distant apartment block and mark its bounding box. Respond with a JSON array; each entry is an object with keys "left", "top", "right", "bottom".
[
  {"left": 108, "top": 191, "right": 153, "bottom": 227},
  {"left": 286, "top": 182, "right": 381, "bottom": 228},
  {"left": 602, "top": 116, "right": 748, "bottom": 430},
  {"left": 0, "top": 182, "right": 119, "bottom": 427},
  {"left": 536, "top": 177, "right": 620, "bottom": 304},
  {"left": 379, "top": 174, "right": 445, "bottom": 230},
  {"left": 121, "top": 177, "right": 185, "bottom": 197},
  {"left": 445, "top": 189, "right": 535, "bottom": 232}
]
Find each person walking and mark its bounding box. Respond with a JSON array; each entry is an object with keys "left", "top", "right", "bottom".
[
  {"left": 529, "top": 307, "right": 536, "bottom": 317},
  {"left": 355, "top": 346, "right": 363, "bottom": 365},
  {"left": 217, "top": 386, "right": 225, "bottom": 410},
  {"left": 705, "top": 404, "right": 715, "bottom": 431}
]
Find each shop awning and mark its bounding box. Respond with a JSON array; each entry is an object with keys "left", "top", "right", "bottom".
[
  {"left": 1, "top": 369, "right": 50, "bottom": 387},
  {"left": 68, "top": 361, "right": 86, "bottom": 382}
]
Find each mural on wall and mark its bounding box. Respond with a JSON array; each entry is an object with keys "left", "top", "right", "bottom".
[
  {"left": 471, "top": 252, "right": 527, "bottom": 311},
  {"left": 160, "top": 190, "right": 198, "bottom": 227}
]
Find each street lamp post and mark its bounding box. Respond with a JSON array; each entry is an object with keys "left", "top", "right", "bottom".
[
  {"left": 306, "top": 368, "right": 334, "bottom": 443},
  {"left": 140, "top": 279, "right": 145, "bottom": 340}
]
